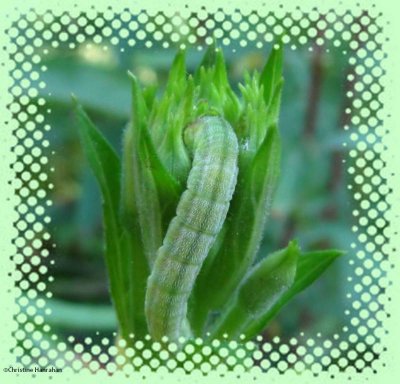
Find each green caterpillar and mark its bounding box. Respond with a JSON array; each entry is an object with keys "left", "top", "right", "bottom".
[{"left": 145, "top": 115, "right": 239, "bottom": 341}]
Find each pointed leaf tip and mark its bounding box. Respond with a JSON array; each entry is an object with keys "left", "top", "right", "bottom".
[
  {"left": 195, "top": 42, "right": 218, "bottom": 80},
  {"left": 260, "top": 44, "right": 284, "bottom": 106}
]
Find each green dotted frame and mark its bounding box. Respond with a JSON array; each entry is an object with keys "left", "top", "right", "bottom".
[{"left": 0, "top": 0, "right": 399, "bottom": 383}]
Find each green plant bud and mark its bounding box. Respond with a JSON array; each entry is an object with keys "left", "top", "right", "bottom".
[
  {"left": 243, "top": 248, "right": 345, "bottom": 339},
  {"left": 149, "top": 50, "right": 192, "bottom": 185},
  {"left": 196, "top": 49, "right": 241, "bottom": 126},
  {"left": 210, "top": 241, "right": 299, "bottom": 339},
  {"left": 237, "top": 240, "right": 299, "bottom": 314}
]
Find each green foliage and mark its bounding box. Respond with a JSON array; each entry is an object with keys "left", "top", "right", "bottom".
[
  {"left": 244, "top": 248, "right": 345, "bottom": 338},
  {"left": 74, "top": 46, "right": 344, "bottom": 343},
  {"left": 209, "top": 241, "right": 299, "bottom": 339},
  {"left": 73, "top": 99, "right": 148, "bottom": 338}
]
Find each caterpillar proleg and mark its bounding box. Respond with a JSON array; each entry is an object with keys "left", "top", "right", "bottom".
[{"left": 145, "top": 116, "right": 239, "bottom": 341}]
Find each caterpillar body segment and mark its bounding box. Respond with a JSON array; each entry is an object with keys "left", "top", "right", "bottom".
[{"left": 145, "top": 116, "right": 239, "bottom": 340}]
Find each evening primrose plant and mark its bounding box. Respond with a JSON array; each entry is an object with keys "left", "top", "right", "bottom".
[{"left": 73, "top": 46, "right": 343, "bottom": 343}]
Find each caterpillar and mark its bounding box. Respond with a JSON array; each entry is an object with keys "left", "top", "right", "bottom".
[{"left": 145, "top": 115, "right": 239, "bottom": 341}]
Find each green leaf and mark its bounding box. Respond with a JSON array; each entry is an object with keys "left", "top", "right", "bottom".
[
  {"left": 214, "top": 49, "right": 241, "bottom": 125},
  {"left": 120, "top": 124, "right": 137, "bottom": 229},
  {"left": 165, "top": 49, "right": 186, "bottom": 95},
  {"left": 149, "top": 51, "right": 192, "bottom": 184},
  {"left": 128, "top": 74, "right": 182, "bottom": 265},
  {"left": 128, "top": 75, "right": 162, "bottom": 267},
  {"left": 257, "top": 47, "right": 284, "bottom": 148},
  {"left": 119, "top": 229, "right": 149, "bottom": 336},
  {"left": 194, "top": 41, "right": 217, "bottom": 80},
  {"left": 264, "top": 78, "right": 284, "bottom": 128},
  {"left": 143, "top": 84, "right": 159, "bottom": 111},
  {"left": 260, "top": 45, "right": 284, "bottom": 107},
  {"left": 242, "top": 249, "right": 345, "bottom": 339},
  {"left": 237, "top": 72, "right": 266, "bottom": 153},
  {"left": 73, "top": 98, "right": 130, "bottom": 334},
  {"left": 209, "top": 241, "right": 299, "bottom": 339},
  {"left": 195, "top": 48, "right": 241, "bottom": 126},
  {"left": 74, "top": 97, "right": 151, "bottom": 338},
  {"left": 119, "top": 125, "right": 150, "bottom": 336},
  {"left": 190, "top": 124, "right": 281, "bottom": 334},
  {"left": 250, "top": 124, "right": 281, "bottom": 205},
  {"left": 214, "top": 49, "right": 230, "bottom": 91}
]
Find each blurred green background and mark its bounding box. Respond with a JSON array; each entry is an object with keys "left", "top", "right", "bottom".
[{"left": 15, "top": 12, "right": 379, "bottom": 358}]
